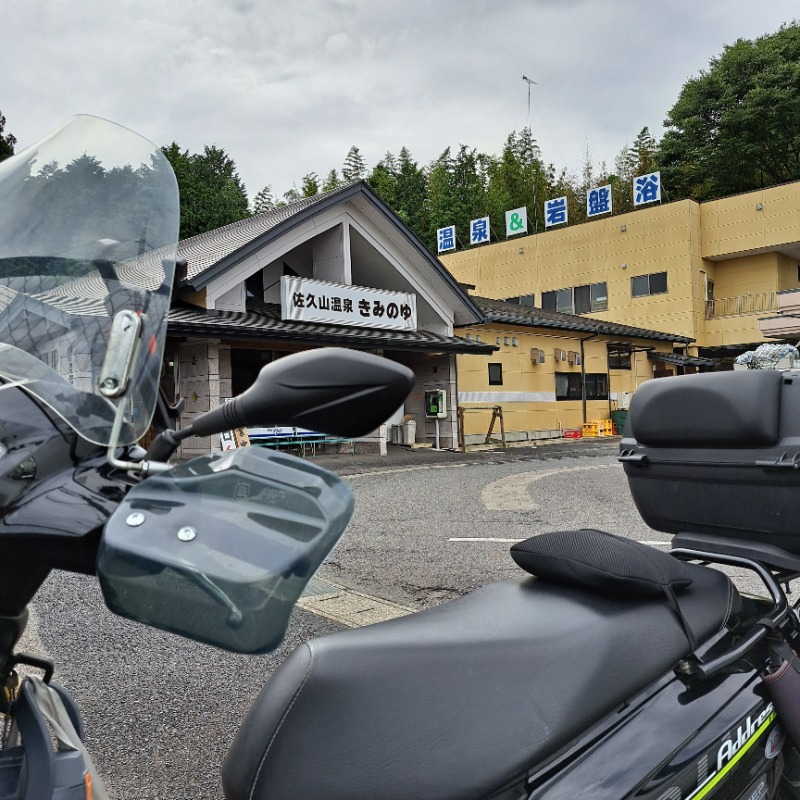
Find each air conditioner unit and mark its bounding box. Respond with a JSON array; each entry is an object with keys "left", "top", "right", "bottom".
[
  {"left": 567, "top": 351, "right": 581, "bottom": 366},
  {"left": 530, "top": 348, "right": 541, "bottom": 364},
  {"left": 554, "top": 348, "right": 566, "bottom": 362}
]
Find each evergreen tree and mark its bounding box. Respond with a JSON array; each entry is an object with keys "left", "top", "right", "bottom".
[
  {"left": 322, "top": 169, "right": 342, "bottom": 192},
  {"left": 0, "top": 110, "right": 16, "bottom": 162},
  {"left": 301, "top": 172, "right": 319, "bottom": 197},
  {"left": 252, "top": 185, "right": 275, "bottom": 214},
  {"left": 161, "top": 143, "right": 249, "bottom": 239},
  {"left": 342, "top": 145, "right": 367, "bottom": 182},
  {"left": 282, "top": 186, "right": 302, "bottom": 205},
  {"left": 426, "top": 145, "right": 487, "bottom": 251}
]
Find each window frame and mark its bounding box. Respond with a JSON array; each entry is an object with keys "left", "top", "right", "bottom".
[
  {"left": 607, "top": 344, "right": 632, "bottom": 370},
  {"left": 542, "top": 282, "right": 608, "bottom": 315},
  {"left": 488, "top": 362, "right": 503, "bottom": 386},
  {"left": 631, "top": 271, "right": 668, "bottom": 298},
  {"left": 555, "top": 371, "right": 609, "bottom": 401}
]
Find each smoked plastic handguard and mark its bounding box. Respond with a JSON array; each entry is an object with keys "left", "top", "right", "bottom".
[{"left": 96, "top": 447, "right": 354, "bottom": 653}]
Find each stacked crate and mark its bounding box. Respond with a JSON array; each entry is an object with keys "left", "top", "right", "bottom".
[{"left": 581, "top": 420, "right": 616, "bottom": 438}]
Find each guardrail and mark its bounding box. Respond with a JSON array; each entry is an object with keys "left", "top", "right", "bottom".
[{"left": 706, "top": 292, "right": 777, "bottom": 318}]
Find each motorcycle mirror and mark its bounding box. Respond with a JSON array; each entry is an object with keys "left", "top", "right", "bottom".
[{"left": 186, "top": 348, "right": 414, "bottom": 439}]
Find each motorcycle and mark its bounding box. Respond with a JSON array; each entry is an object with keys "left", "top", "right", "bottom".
[{"left": 2, "top": 116, "right": 800, "bottom": 800}]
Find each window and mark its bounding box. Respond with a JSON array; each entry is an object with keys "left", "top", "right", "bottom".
[
  {"left": 555, "top": 372, "right": 609, "bottom": 401},
  {"left": 556, "top": 288, "right": 572, "bottom": 314},
  {"left": 40, "top": 350, "right": 59, "bottom": 371},
  {"left": 504, "top": 294, "right": 535, "bottom": 307},
  {"left": 542, "top": 282, "right": 607, "bottom": 314},
  {"left": 607, "top": 344, "right": 632, "bottom": 370},
  {"left": 488, "top": 363, "right": 503, "bottom": 386},
  {"left": 590, "top": 282, "right": 608, "bottom": 311},
  {"left": 574, "top": 285, "right": 590, "bottom": 314},
  {"left": 631, "top": 271, "right": 668, "bottom": 297}
]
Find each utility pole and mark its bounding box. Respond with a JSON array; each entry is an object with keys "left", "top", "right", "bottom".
[{"left": 522, "top": 75, "right": 539, "bottom": 233}]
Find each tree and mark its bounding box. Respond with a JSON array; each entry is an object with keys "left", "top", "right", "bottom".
[
  {"left": 426, "top": 145, "right": 487, "bottom": 251},
  {"left": 322, "top": 169, "right": 342, "bottom": 192},
  {"left": 342, "top": 145, "right": 367, "bottom": 182},
  {"left": 658, "top": 24, "right": 800, "bottom": 200},
  {"left": 281, "top": 186, "right": 302, "bottom": 205},
  {"left": 0, "top": 110, "right": 15, "bottom": 162},
  {"left": 162, "top": 143, "right": 250, "bottom": 239},
  {"left": 485, "top": 130, "right": 548, "bottom": 237},
  {"left": 301, "top": 172, "right": 319, "bottom": 197},
  {"left": 252, "top": 185, "right": 275, "bottom": 215}
]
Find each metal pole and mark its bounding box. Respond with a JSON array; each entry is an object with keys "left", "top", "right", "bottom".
[{"left": 522, "top": 75, "right": 538, "bottom": 233}]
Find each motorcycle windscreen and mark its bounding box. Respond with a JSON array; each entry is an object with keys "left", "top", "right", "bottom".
[
  {"left": 0, "top": 115, "right": 179, "bottom": 446},
  {"left": 96, "top": 447, "right": 355, "bottom": 653}
]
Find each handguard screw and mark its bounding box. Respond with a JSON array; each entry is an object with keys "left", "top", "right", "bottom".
[
  {"left": 126, "top": 512, "right": 145, "bottom": 527},
  {"left": 177, "top": 526, "right": 197, "bottom": 542}
]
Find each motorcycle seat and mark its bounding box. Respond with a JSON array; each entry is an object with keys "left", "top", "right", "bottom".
[{"left": 222, "top": 540, "right": 738, "bottom": 800}]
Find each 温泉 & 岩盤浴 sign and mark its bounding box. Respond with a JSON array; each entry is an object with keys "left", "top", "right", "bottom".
[{"left": 281, "top": 276, "right": 417, "bottom": 331}]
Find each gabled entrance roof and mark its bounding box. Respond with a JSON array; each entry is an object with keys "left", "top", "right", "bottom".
[{"left": 174, "top": 181, "right": 486, "bottom": 328}]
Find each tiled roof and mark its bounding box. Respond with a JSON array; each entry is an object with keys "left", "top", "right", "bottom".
[
  {"left": 648, "top": 351, "right": 716, "bottom": 368},
  {"left": 167, "top": 299, "right": 496, "bottom": 354},
  {"left": 176, "top": 184, "right": 356, "bottom": 282},
  {"left": 472, "top": 296, "right": 694, "bottom": 343},
  {"left": 171, "top": 182, "right": 487, "bottom": 325}
]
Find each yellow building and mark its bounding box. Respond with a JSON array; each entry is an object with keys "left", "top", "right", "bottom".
[
  {"left": 444, "top": 182, "right": 800, "bottom": 443},
  {"left": 456, "top": 295, "right": 702, "bottom": 444},
  {"left": 444, "top": 182, "right": 800, "bottom": 357}
]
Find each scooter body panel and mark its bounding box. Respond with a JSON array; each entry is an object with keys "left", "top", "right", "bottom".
[{"left": 529, "top": 668, "right": 783, "bottom": 800}]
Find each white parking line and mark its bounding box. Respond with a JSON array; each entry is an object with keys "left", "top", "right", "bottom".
[
  {"left": 449, "top": 537, "right": 524, "bottom": 542},
  {"left": 344, "top": 463, "right": 468, "bottom": 479},
  {"left": 448, "top": 537, "right": 671, "bottom": 546}
]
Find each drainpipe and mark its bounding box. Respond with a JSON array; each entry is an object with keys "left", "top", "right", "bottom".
[{"left": 580, "top": 332, "right": 598, "bottom": 424}]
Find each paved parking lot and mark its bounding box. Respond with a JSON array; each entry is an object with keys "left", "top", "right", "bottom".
[{"left": 23, "top": 437, "right": 770, "bottom": 798}]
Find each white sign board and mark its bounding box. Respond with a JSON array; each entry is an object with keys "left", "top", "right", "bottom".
[
  {"left": 544, "top": 196, "right": 568, "bottom": 228},
  {"left": 281, "top": 276, "right": 417, "bottom": 331},
  {"left": 634, "top": 171, "right": 661, "bottom": 206},
  {"left": 470, "top": 217, "right": 490, "bottom": 245},
  {"left": 437, "top": 225, "right": 456, "bottom": 253},
  {"left": 587, "top": 185, "right": 612, "bottom": 218},
  {"left": 505, "top": 206, "right": 527, "bottom": 237}
]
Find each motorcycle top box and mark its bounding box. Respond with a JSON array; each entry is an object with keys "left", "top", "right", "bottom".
[{"left": 620, "top": 369, "right": 800, "bottom": 553}]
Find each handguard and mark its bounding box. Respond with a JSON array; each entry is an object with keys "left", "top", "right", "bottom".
[{"left": 96, "top": 447, "right": 354, "bottom": 653}]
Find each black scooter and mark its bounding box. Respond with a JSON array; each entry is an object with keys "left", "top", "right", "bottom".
[{"left": 2, "top": 116, "right": 800, "bottom": 800}]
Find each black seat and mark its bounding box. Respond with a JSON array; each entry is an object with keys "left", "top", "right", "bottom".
[{"left": 222, "top": 560, "right": 737, "bottom": 800}]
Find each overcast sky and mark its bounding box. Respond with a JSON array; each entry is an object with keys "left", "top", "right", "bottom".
[{"left": 3, "top": 1, "right": 798, "bottom": 203}]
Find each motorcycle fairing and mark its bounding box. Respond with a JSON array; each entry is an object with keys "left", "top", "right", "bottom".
[
  {"left": 530, "top": 670, "right": 782, "bottom": 800},
  {"left": 222, "top": 563, "right": 737, "bottom": 800}
]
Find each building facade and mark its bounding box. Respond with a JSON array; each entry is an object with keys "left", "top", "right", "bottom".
[
  {"left": 442, "top": 181, "right": 800, "bottom": 359},
  {"left": 162, "top": 182, "right": 494, "bottom": 457}
]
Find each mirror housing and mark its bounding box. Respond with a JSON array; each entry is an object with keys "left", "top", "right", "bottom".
[{"left": 188, "top": 348, "right": 414, "bottom": 438}]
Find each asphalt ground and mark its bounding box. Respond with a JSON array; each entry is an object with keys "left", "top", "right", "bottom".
[{"left": 20, "top": 437, "right": 775, "bottom": 798}]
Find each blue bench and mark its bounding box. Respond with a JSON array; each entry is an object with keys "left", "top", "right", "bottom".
[{"left": 251, "top": 434, "right": 354, "bottom": 457}]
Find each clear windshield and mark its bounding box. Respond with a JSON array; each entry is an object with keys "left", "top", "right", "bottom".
[{"left": 0, "top": 115, "right": 179, "bottom": 445}]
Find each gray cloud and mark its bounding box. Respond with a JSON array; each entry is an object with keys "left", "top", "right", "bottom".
[{"left": 2, "top": 1, "right": 797, "bottom": 201}]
